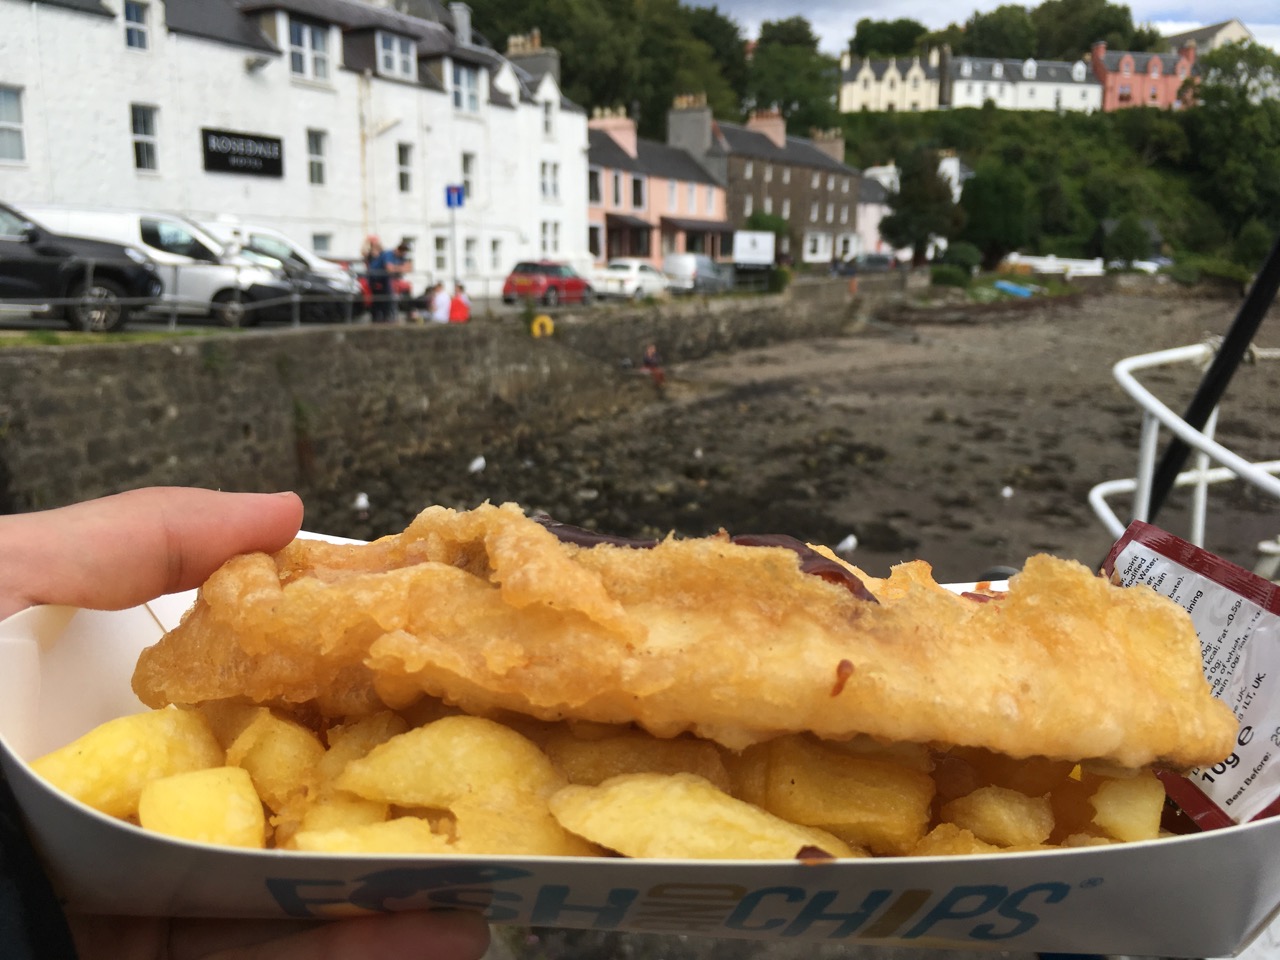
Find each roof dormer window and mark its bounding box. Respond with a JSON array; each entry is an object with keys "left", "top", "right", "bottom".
[
  {"left": 453, "top": 62, "right": 479, "bottom": 112},
  {"left": 1023, "top": 58, "right": 1036, "bottom": 80},
  {"left": 1149, "top": 59, "right": 1161, "bottom": 76},
  {"left": 378, "top": 32, "right": 416, "bottom": 82},
  {"left": 1072, "top": 61, "right": 1086, "bottom": 82},
  {"left": 960, "top": 59, "right": 972, "bottom": 78},
  {"left": 992, "top": 62, "right": 1003, "bottom": 79},
  {"left": 289, "top": 18, "right": 329, "bottom": 82}
]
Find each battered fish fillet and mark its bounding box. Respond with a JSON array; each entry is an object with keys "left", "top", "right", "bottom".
[{"left": 131, "top": 502, "right": 1237, "bottom": 770}]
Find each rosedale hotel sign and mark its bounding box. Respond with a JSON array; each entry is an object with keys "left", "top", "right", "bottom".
[{"left": 202, "top": 128, "right": 283, "bottom": 177}]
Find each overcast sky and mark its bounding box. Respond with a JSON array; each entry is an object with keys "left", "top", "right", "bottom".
[{"left": 686, "top": 1, "right": 1280, "bottom": 56}]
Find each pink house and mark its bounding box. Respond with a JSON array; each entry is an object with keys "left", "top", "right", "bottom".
[
  {"left": 1090, "top": 41, "right": 1197, "bottom": 111},
  {"left": 587, "top": 109, "right": 730, "bottom": 267}
]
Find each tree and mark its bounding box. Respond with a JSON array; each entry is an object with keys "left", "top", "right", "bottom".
[
  {"left": 959, "top": 159, "right": 1031, "bottom": 268},
  {"left": 1030, "top": 0, "right": 1151, "bottom": 60},
  {"left": 878, "top": 148, "right": 965, "bottom": 264},
  {"left": 747, "top": 17, "right": 837, "bottom": 134},
  {"left": 957, "top": 5, "right": 1036, "bottom": 59},
  {"left": 851, "top": 18, "right": 928, "bottom": 57},
  {"left": 685, "top": 4, "right": 749, "bottom": 112}
]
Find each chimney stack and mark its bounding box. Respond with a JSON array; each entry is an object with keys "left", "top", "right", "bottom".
[
  {"left": 589, "top": 106, "right": 638, "bottom": 158},
  {"left": 746, "top": 108, "right": 786, "bottom": 149}
]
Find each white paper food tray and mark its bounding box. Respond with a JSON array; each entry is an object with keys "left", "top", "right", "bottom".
[{"left": 3, "top": 592, "right": 1280, "bottom": 956}]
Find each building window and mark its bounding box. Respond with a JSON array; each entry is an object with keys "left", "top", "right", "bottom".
[
  {"left": 809, "top": 201, "right": 818, "bottom": 222},
  {"left": 687, "top": 183, "right": 696, "bottom": 211},
  {"left": 840, "top": 205, "right": 849, "bottom": 224},
  {"left": 763, "top": 195, "right": 772, "bottom": 214},
  {"left": 130, "top": 104, "right": 158, "bottom": 170},
  {"left": 542, "top": 101, "right": 554, "bottom": 135},
  {"left": 1118, "top": 84, "right": 1132, "bottom": 103},
  {"left": 588, "top": 168, "right": 602, "bottom": 204},
  {"left": 307, "top": 129, "right": 326, "bottom": 185},
  {"left": 588, "top": 224, "right": 602, "bottom": 259},
  {"left": 826, "top": 202, "right": 834, "bottom": 223},
  {"left": 0, "top": 86, "right": 25, "bottom": 162},
  {"left": 378, "top": 33, "right": 415, "bottom": 81},
  {"left": 811, "top": 172, "right": 819, "bottom": 188},
  {"left": 704, "top": 185, "right": 713, "bottom": 213},
  {"left": 764, "top": 164, "right": 773, "bottom": 182},
  {"left": 667, "top": 180, "right": 677, "bottom": 208},
  {"left": 124, "top": 1, "right": 149, "bottom": 49},
  {"left": 397, "top": 142, "right": 412, "bottom": 193},
  {"left": 743, "top": 160, "right": 753, "bottom": 179},
  {"left": 781, "top": 198, "right": 790, "bottom": 219},
  {"left": 631, "top": 175, "right": 646, "bottom": 209},
  {"left": 312, "top": 233, "right": 331, "bottom": 253},
  {"left": 289, "top": 18, "right": 329, "bottom": 81},
  {"left": 490, "top": 238, "right": 502, "bottom": 270},
  {"left": 540, "top": 161, "right": 560, "bottom": 200},
  {"left": 611, "top": 172, "right": 622, "bottom": 206},
  {"left": 464, "top": 237, "right": 477, "bottom": 272},
  {"left": 743, "top": 194, "right": 753, "bottom": 217},
  {"left": 434, "top": 236, "right": 448, "bottom": 272},
  {"left": 461, "top": 152, "right": 475, "bottom": 199},
  {"left": 782, "top": 168, "right": 790, "bottom": 185},
  {"left": 540, "top": 221, "right": 560, "bottom": 255},
  {"left": 453, "top": 63, "right": 480, "bottom": 111}
]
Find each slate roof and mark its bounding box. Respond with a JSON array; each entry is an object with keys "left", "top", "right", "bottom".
[
  {"left": 166, "top": 0, "right": 277, "bottom": 53},
  {"left": 1095, "top": 49, "right": 1187, "bottom": 74},
  {"left": 589, "top": 130, "right": 720, "bottom": 185},
  {"left": 234, "top": 0, "right": 451, "bottom": 38},
  {"left": 1162, "top": 19, "right": 1251, "bottom": 51},
  {"left": 711, "top": 121, "right": 855, "bottom": 175},
  {"left": 844, "top": 56, "right": 939, "bottom": 82},
  {"left": 31, "top": 0, "right": 113, "bottom": 16},
  {"left": 858, "top": 178, "right": 889, "bottom": 204},
  {"left": 951, "top": 57, "right": 1098, "bottom": 85}
]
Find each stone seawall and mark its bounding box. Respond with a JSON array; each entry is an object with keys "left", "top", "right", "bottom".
[{"left": 0, "top": 280, "right": 856, "bottom": 512}]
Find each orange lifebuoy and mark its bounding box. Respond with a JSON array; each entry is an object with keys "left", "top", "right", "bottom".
[{"left": 530, "top": 314, "right": 555, "bottom": 337}]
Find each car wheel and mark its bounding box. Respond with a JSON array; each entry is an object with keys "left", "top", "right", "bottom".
[
  {"left": 543, "top": 287, "right": 560, "bottom": 307},
  {"left": 211, "top": 289, "right": 249, "bottom": 328},
  {"left": 631, "top": 286, "right": 645, "bottom": 302},
  {"left": 581, "top": 287, "right": 595, "bottom": 306},
  {"left": 66, "top": 277, "right": 128, "bottom": 333}
]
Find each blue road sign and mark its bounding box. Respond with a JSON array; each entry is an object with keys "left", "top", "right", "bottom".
[{"left": 446, "top": 184, "right": 465, "bottom": 208}]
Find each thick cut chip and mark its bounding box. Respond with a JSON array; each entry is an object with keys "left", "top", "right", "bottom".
[
  {"left": 543, "top": 728, "right": 732, "bottom": 791},
  {"left": 132, "top": 502, "right": 1237, "bottom": 769},
  {"left": 911, "top": 823, "right": 1001, "bottom": 857},
  {"left": 31, "top": 708, "right": 223, "bottom": 819},
  {"left": 941, "top": 785, "right": 1054, "bottom": 847},
  {"left": 1090, "top": 770, "right": 1166, "bottom": 842},
  {"left": 550, "top": 772, "right": 860, "bottom": 860},
  {"left": 225, "top": 708, "right": 326, "bottom": 813},
  {"left": 336, "top": 715, "right": 564, "bottom": 806},
  {"left": 138, "top": 767, "right": 266, "bottom": 848},
  {"left": 293, "top": 816, "right": 454, "bottom": 854}
]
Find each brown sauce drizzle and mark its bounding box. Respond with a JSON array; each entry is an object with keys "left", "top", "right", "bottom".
[{"left": 534, "top": 517, "right": 878, "bottom": 603}]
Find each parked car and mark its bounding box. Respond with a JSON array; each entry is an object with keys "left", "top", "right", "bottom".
[
  {"left": 594, "top": 258, "right": 671, "bottom": 300},
  {"left": 14, "top": 205, "right": 293, "bottom": 327},
  {"left": 662, "top": 253, "right": 731, "bottom": 295},
  {"left": 837, "top": 252, "right": 897, "bottom": 275},
  {"left": 502, "top": 261, "right": 594, "bottom": 306},
  {"left": 200, "top": 219, "right": 360, "bottom": 323},
  {"left": 0, "top": 201, "right": 162, "bottom": 332}
]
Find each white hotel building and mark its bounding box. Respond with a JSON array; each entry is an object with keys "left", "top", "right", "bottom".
[{"left": 0, "top": 0, "right": 590, "bottom": 295}]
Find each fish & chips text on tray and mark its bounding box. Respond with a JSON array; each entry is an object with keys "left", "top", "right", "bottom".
[{"left": 32, "top": 502, "right": 1238, "bottom": 859}]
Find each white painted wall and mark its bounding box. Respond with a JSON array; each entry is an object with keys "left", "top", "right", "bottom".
[{"left": 0, "top": 1, "right": 588, "bottom": 300}]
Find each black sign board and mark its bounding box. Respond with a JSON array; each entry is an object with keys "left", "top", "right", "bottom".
[{"left": 202, "top": 128, "right": 283, "bottom": 177}]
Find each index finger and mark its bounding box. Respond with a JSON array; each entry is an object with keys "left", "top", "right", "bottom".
[{"left": 0, "top": 487, "right": 304, "bottom": 621}]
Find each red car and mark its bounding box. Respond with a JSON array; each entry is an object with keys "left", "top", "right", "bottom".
[{"left": 502, "top": 261, "right": 594, "bottom": 306}]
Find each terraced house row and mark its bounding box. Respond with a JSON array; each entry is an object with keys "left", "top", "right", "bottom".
[{"left": 0, "top": 0, "right": 864, "bottom": 297}]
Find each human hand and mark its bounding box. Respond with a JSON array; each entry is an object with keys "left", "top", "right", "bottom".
[{"left": 0, "top": 487, "right": 492, "bottom": 960}]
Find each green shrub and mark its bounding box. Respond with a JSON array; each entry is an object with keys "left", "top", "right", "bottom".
[
  {"left": 768, "top": 266, "right": 792, "bottom": 293},
  {"left": 1170, "top": 255, "right": 1252, "bottom": 288},
  {"left": 939, "top": 241, "right": 982, "bottom": 273},
  {"left": 930, "top": 264, "right": 971, "bottom": 288}
]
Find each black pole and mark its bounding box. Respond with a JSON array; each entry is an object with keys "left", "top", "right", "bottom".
[{"left": 1144, "top": 234, "right": 1280, "bottom": 524}]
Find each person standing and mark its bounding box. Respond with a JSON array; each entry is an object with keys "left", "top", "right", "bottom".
[
  {"left": 391, "top": 240, "right": 414, "bottom": 323},
  {"left": 448, "top": 282, "right": 472, "bottom": 323},
  {"left": 363, "top": 235, "right": 396, "bottom": 324},
  {"left": 430, "top": 281, "right": 451, "bottom": 323}
]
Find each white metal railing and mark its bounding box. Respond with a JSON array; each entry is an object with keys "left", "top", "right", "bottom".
[{"left": 1087, "top": 339, "right": 1280, "bottom": 578}]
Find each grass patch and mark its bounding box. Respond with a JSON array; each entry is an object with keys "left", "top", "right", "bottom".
[{"left": 0, "top": 328, "right": 213, "bottom": 349}]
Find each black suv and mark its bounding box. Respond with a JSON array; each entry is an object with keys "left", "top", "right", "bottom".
[{"left": 0, "top": 201, "right": 162, "bottom": 332}]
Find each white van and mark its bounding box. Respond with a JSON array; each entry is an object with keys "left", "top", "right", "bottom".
[
  {"left": 662, "top": 252, "right": 732, "bottom": 295},
  {"left": 13, "top": 206, "right": 293, "bottom": 326},
  {"left": 199, "top": 218, "right": 360, "bottom": 322}
]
